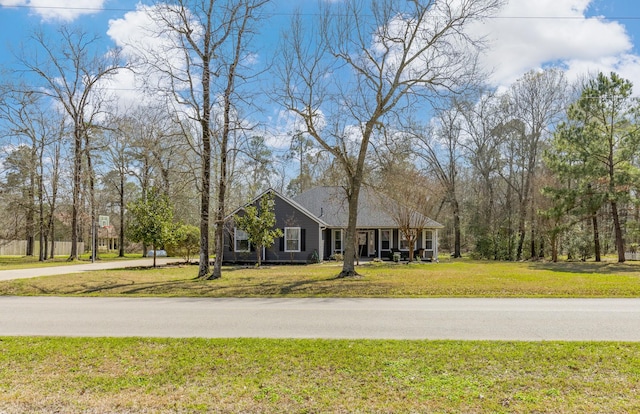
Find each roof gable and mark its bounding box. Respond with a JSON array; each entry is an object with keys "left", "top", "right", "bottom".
[{"left": 226, "top": 188, "right": 329, "bottom": 227}]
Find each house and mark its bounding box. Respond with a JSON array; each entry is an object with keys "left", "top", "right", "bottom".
[
  {"left": 97, "top": 225, "right": 119, "bottom": 252},
  {"left": 222, "top": 186, "right": 443, "bottom": 264}
]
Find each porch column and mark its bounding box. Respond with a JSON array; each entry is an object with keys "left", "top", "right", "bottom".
[
  {"left": 319, "top": 227, "right": 324, "bottom": 262},
  {"left": 434, "top": 229, "right": 439, "bottom": 261},
  {"left": 378, "top": 229, "right": 381, "bottom": 259}
]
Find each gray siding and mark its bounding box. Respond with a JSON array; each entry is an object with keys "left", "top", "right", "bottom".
[
  {"left": 223, "top": 192, "right": 322, "bottom": 264},
  {"left": 265, "top": 193, "right": 321, "bottom": 263}
]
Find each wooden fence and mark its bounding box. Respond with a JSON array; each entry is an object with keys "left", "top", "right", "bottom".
[{"left": 0, "top": 240, "right": 84, "bottom": 256}]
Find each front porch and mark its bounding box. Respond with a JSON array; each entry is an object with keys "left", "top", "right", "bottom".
[{"left": 324, "top": 228, "right": 438, "bottom": 261}]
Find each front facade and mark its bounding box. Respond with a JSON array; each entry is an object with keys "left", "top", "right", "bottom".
[
  {"left": 223, "top": 190, "right": 327, "bottom": 264},
  {"left": 222, "top": 187, "right": 443, "bottom": 264}
]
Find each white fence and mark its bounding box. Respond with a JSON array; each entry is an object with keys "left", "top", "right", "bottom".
[{"left": 0, "top": 240, "right": 84, "bottom": 256}]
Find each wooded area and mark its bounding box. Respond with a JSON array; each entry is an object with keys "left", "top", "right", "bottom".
[{"left": 1, "top": 0, "right": 639, "bottom": 274}]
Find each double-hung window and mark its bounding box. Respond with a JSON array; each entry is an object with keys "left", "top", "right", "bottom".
[
  {"left": 425, "top": 230, "right": 433, "bottom": 250},
  {"left": 399, "top": 230, "right": 416, "bottom": 251},
  {"left": 285, "top": 227, "right": 301, "bottom": 252},
  {"left": 380, "top": 229, "right": 392, "bottom": 250},
  {"left": 333, "top": 229, "right": 343, "bottom": 253},
  {"left": 234, "top": 228, "right": 250, "bottom": 252}
]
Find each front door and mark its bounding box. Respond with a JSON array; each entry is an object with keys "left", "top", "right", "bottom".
[
  {"left": 357, "top": 232, "right": 367, "bottom": 257},
  {"left": 367, "top": 230, "right": 375, "bottom": 257},
  {"left": 357, "top": 231, "right": 376, "bottom": 257}
]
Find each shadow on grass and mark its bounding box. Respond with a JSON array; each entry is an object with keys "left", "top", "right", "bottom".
[{"left": 529, "top": 261, "right": 640, "bottom": 275}]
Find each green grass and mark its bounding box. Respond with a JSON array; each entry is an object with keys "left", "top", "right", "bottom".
[
  {"left": 0, "top": 337, "right": 638, "bottom": 413},
  {"left": 2, "top": 260, "right": 639, "bottom": 412},
  {"left": 1, "top": 258, "right": 640, "bottom": 297}
]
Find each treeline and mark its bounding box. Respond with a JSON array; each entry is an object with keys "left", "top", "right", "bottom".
[{"left": 0, "top": 1, "right": 638, "bottom": 273}]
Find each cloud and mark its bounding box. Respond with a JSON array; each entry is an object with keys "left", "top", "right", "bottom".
[
  {"left": 0, "top": 0, "right": 107, "bottom": 22},
  {"left": 106, "top": 4, "right": 196, "bottom": 113},
  {"left": 469, "top": 0, "right": 638, "bottom": 89}
]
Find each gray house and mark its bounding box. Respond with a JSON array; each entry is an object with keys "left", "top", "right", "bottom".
[{"left": 223, "top": 187, "right": 443, "bottom": 264}]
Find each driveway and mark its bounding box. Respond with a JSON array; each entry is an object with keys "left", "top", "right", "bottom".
[
  {"left": 0, "top": 257, "right": 185, "bottom": 281},
  {"left": 1, "top": 297, "right": 639, "bottom": 341}
]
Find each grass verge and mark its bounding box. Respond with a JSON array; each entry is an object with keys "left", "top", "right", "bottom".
[
  {"left": 1, "top": 259, "right": 639, "bottom": 297},
  {"left": 1, "top": 337, "right": 639, "bottom": 413},
  {"left": 0, "top": 254, "right": 144, "bottom": 271}
]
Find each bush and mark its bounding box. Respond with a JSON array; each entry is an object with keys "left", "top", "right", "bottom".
[{"left": 166, "top": 224, "right": 200, "bottom": 263}]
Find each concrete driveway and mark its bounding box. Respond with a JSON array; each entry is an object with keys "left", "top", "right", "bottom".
[
  {"left": 0, "top": 257, "right": 185, "bottom": 281},
  {"left": 1, "top": 297, "right": 639, "bottom": 341}
]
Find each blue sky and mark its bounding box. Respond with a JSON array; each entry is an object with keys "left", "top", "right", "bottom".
[{"left": 1, "top": 0, "right": 640, "bottom": 144}]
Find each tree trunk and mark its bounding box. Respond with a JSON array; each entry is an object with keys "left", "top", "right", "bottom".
[
  {"left": 551, "top": 232, "right": 558, "bottom": 262},
  {"left": 530, "top": 226, "right": 535, "bottom": 260},
  {"left": 452, "top": 198, "right": 461, "bottom": 258},
  {"left": 339, "top": 185, "right": 361, "bottom": 278},
  {"left": 516, "top": 213, "right": 526, "bottom": 261},
  {"left": 49, "top": 141, "right": 60, "bottom": 259},
  {"left": 198, "top": 130, "right": 211, "bottom": 277},
  {"left": 87, "top": 141, "right": 97, "bottom": 262},
  {"left": 256, "top": 244, "right": 262, "bottom": 267},
  {"left": 119, "top": 170, "right": 125, "bottom": 257},
  {"left": 212, "top": 8, "right": 248, "bottom": 280},
  {"left": 38, "top": 157, "right": 45, "bottom": 261},
  {"left": 592, "top": 214, "right": 601, "bottom": 262},
  {"left": 611, "top": 200, "right": 625, "bottom": 263},
  {"left": 26, "top": 152, "right": 36, "bottom": 256},
  {"left": 69, "top": 127, "right": 83, "bottom": 261}
]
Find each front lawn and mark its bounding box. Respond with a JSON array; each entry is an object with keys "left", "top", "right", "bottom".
[
  {"left": 1, "top": 258, "right": 639, "bottom": 297},
  {"left": 0, "top": 253, "right": 143, "bottom": 271},
  {"left": 1, "top": 337, "right": 638, "bottom": 413}
]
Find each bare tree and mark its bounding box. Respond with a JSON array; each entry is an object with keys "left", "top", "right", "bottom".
[
  {"left": 278, "top": 0, "right": 501, "bottom": 276},
  {"left": 0, "top": 84, "right": 68, "bottom": 260},
  {"left": 505, "top": 69, "right": 568, "bottom": 260},
  {"left": 381, "top": 166, "right": 440, "bottom": 262},
  {"left": 15, "top": 26, "right": 125, "bottom": 260},
  {"left": 414, "top": 100, "right": 465, "bottom": 257},
  {"left": 142, "top": 0, "right": 269, "bottom": 279}
]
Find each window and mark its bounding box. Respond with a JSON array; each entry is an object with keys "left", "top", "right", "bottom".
[
  {"left": 333, "top": 229, "right": 342, "bottom": 253},
  {"left": 285, "top": 227, "right": 301, "bottom": 252},
  {"left": 380, "top": 229, "right": 392, "bottom": 250},
  {"left": 399, "top": 230, "right": 416, "bottom": 251},
  {"left": 425, "top": 230, "right": 433, "bottom": 250},
  {"left": 234, "top": 228, "right": 250, "bottom": 252}
]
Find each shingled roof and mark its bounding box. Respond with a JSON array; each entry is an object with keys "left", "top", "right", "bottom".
[{"left": 293, "top": 186, "right": 443, "bottom": 229}]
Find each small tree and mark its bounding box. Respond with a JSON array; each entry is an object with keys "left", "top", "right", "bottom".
[
  {"left": 167, "top": 224, "right": 200, "bottom": 264},
  {"left": 126, "top": 187, "right": 174, "bottom": 267},
  {"left": 233, "top": 192, "right": 283, "bottom": 267}
]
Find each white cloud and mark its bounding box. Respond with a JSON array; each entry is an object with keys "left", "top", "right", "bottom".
[
  {"left": 0, "top": 0, "right": 107, "bottom": 22},
  {"left": 106, "top": 4, "right": 195, "bottom": 113},
  {"left": 468, "top": 0, "right": 638, "bottom": 90}
]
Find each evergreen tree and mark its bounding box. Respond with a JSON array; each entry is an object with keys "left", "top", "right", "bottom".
[
  {"left": 545, "top": 72, "right": 640, "bottom": 262},
  {"left": 233, "top": 192, "right": 283, "bottom": 267},
  {"left": 126, "top": 187, "right": 175, "bottom": 267}
]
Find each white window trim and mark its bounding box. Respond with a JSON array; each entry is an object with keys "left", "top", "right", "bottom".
[
  {"left": 399, "top": 230, "right": 417, "bottom": 251},
  {"left": 285, "top": 227, "right": 301, "bottom": 252},
  {"left": 380, "top": 229, "right": 393, "bottom": 251},
  {"left": 333, "top": 229, "right": 343, "bottom": 254},
  {"left": 234, "top": 228, "right": 250, "bottom": 252},
  {"left": 424, "top": 230, "right": 434, "bottom": 251}
]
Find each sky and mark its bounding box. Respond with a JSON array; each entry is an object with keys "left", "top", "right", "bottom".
[{"left": 1, "top": 0, "right": 640, "bottom": 145}]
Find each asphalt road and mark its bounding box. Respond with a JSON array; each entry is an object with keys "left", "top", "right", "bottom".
[{"left": 1, "top": 297, "right": 639, "bottom": 341}]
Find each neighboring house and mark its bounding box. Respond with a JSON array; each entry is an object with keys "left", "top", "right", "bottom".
[
  {"left": 97, "top": 225, "right": 119, "bottom": 252},
  {"left": 223, "top": 186, "right": 443, "bottom": 264}
]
